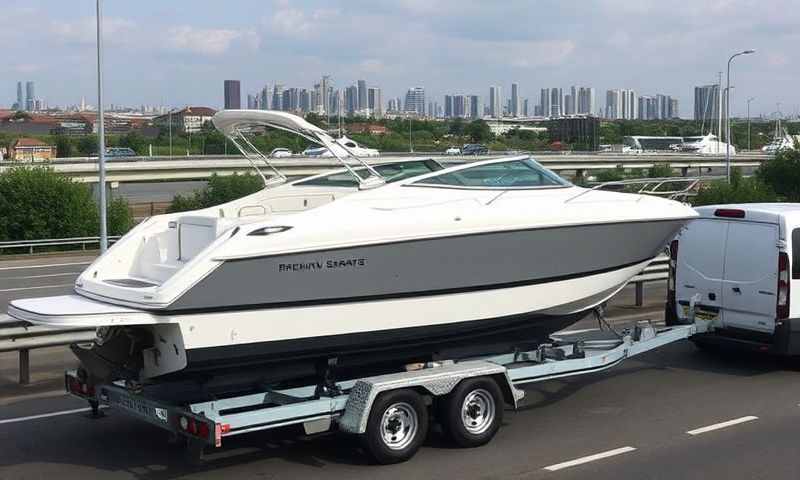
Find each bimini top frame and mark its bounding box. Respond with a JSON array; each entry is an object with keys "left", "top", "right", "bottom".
[{"left": 212, "top": 110, "right": 385, "bottom": 189}]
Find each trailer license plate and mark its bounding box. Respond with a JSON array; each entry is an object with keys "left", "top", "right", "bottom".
[
  {"left": 115, "top": 395, "right": 167, "bottom": 424},
  {"left": 682, "top": 305, "right": 718, "bottom": 321}
]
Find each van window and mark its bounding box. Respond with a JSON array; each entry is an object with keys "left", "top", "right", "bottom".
[{"left": 793, "top": 228, "right": 800, "bottom": 279}]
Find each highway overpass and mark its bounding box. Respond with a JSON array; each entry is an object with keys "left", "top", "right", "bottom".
[{"left": 0, "top": 152, "right": 770, "bottom": 184}]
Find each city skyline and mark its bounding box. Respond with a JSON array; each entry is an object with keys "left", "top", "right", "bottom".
[{"left": 2, "top": 1, "right": 797, "bottom": 118}]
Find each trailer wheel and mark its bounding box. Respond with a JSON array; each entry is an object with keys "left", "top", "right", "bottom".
[
  {"left": 361, "top": 389, "right": 429, "bottom": 464},
  {"left": 442, "top": 377, "right": 503, "bottom": 448}
]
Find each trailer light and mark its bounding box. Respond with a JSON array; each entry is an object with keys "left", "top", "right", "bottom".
[
  {"left": 714, "top": 208, "right": 745, "bottom": 218},
  {"left": 197, "top": 422, "right": 210, "bottom": 439}
]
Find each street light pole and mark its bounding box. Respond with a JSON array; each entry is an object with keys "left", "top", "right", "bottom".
[
  {"left": 747, "top": 97, "right": 755, "bottom": 151},
  {"left": 726, "top": 49, "right": 755, "bottom": 182},
  {"left": 409, "top": 116, "right": 413, "bottom": 152},
  {"left": 95, "top": 0, "right": 108, "bottom": 253}
]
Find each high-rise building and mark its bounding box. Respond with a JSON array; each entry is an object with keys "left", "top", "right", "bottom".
[
  {"left": 605, "top": 89, "right": 621, "bottom": 119},
  {"left": 247, "top": 94, "right": 257, "bottom": 109},
  {"left": 694, "top": 84, "right": 719, "bottom": 123},
  {"left": 271, "top": 84, "right": 284, "bottom": 110},
  {"left": 510, "top": 83, "right": 520, "bottom": 117},
  {"left": 357, "top": 80, "right": 367, "bottom": 111},
  {"left": 25, "top": 81, "right": 35, "bottom": 111},
  {"left": 299, "top": 89, "right": 311, "bottom": 113},
  {"left": 224, "top": 80, "right": 241, "bottom": 109},
  {"left": 549, "top": 88, "right": 563, "bottom": 117},
  {"left": 539, "top": 89, "right": 550, "bottom": 118},
  {"left": 259, "top": 85, "right": 270, "bottom": 111},
  {"left": 444, "top": 95, "right": 453, "bottom": 118},
  {"left": 577, "top": 87, "right": 596, "bottom": 115},
  {"left": 669, "top": 98, "right": 679, "bottom": 119},
  {"left": 15, "top": 82, "right": 23, "bottom": 111},
  {"left": 345, "top": 85, "right": 358, "bottom": 115},
  {"left": 319, "top": 75, "right": 331, "bottom": 115},
  {"left": 564, "top": 95, "right": 574, "bottom": 116},
  {"left": 368, "top": 87, "right": 382, "bottom": 117},
  {"left": 489, "top": 85, "right": 502, "bottom": 118},
  {"left": 621, "top": 90, "right": 637, "bottom": 119},
  {"left": 468, "top": 95, "right": 480, "bottom": 118},
  {"left": 523, "top": 98, "right": 529, "bottom": 117},
  {"left": 404, "top": 87, "right": 425, "bottom": 115}
]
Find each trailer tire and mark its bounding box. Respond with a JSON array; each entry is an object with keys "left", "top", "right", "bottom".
[
  {"left": 361, "top": 389, "right": 428, "bottom": 464},
  {"left": 442, "top": 377, "right": 503, "bottom": 448}
]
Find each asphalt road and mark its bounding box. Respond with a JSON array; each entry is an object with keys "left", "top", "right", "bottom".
[{"left": 1, "top": 255, "right": 799, "bottom": 479}]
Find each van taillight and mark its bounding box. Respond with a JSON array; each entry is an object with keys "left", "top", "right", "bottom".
[
  {"left": 668, "top": 239, "right": 678, "bottom": 305},
  {"left": 777, "top": 252, "right": 790, "bottom": 319}
]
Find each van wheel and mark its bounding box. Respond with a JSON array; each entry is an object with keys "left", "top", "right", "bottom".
[
  {"left": 441, "top": 377, "right": 503, "bottom": 448},
  {"left": 361, "top": 389, "right": 428, "bottom": 464}
]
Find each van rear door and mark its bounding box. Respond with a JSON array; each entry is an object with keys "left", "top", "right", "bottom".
[
  {"left": 676, "top": 219, "right": 728, "bottom": 320},
  {"left": 722, "top": 221, "right": 779, "bottom": 334}
]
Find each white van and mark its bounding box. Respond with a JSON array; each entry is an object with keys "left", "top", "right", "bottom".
[{"left": 666, "top": 204, "right": 800, "bottom": 355}]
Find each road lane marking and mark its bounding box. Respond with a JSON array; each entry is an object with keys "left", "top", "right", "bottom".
[
  {"left": 0, "top": 262, "right": 91, "bottom": 271},
  {"left": 543, "top": 446, "right": 637, "bottom": 471},
  {"left": 686, "top": 416, "right": 758, "bottom": 436},
  {"left": 0, "top": 284, "right": 73, "bottom": 292},
  {"left": 0, "top": 406, "right": 106, "bottom": 425},
  {"left": 1, "top": 272, "right": 80, "bottom": 280}
]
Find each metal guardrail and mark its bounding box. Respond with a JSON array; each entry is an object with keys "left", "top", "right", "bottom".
[
  {"left": 0, "top": 236, "right": 121, "bottom": 255},
  {"left": 0, "top": 314, "right": 95, "bottom": 385},
  {"left": 0, "top": 256, "right": 670, "bottom": 386}
]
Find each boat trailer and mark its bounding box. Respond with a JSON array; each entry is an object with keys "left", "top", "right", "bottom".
[{"left": 65, "top": 313, "right": 712, "bottom": 465}]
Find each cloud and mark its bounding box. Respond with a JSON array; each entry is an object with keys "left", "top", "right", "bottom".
[
  {"left": 166, "top": 26, "right": 259, "bottom": 56},
  {"left": 50, "top": 17, "right": 137, "bottom": 46},
  {"left": 267, "top": 5, "right": 340, "bottom": 39}
]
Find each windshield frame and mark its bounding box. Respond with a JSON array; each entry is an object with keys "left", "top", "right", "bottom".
[{"left": 404, "top": 156, "right": 572, "bottom": 191}]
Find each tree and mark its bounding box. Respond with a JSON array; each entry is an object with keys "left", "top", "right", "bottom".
[
  {"left": 167, "top": 173, "right": 263, "bottom": 213},
  {"left": 54, "top": 135, "right": 73, "bottom": 158},
  {"left": 118, "top": 132, "right": 147, "bottom": 155},
  {"left": 756, "top": 148, "right": 800, "bottom": 201},
  {"left": 693, "top": 169, "right": 776, "bottom": 206},
  {"left": 465, "top": 120, "right": 492, "bottom": 143},
  {"left": 0, "top": 166, "right": 131, "bottom": 241},
  {"left": 77, "top": 135, "right": 98, "bottom": 156}
]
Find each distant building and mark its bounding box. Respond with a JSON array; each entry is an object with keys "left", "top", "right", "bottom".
[
  {"left": 347, "top": 123, "right": 388, "bottom": 135},
  {"left": 25, "top": 81, "right": 35, "bottom": 111},
  {"left": 489, "top": 85, "right": 502, "bottom": 118},
  {"left": 9, "top": 137, "right": 55, "bottom": 162},
  {"left": 15, "top": 82, "right": 23, "bottom": 111},
  {"left": 224, "top": 80, "right": 241, "bottom": 109},
  {"left": 153, "top": 106, "right": 217, "bottom": 133},
  {"left": 577, "top": 87, "right": 595, "bottom": 115},
  {"left": 549, "top": 88, "right": 563, "bottom": 117},
  {"left": 510, "top": 83, "right": 520, "bottom": 117},
  {"left": 539, "top": 88, "right": 550, "bottom": 118},
  {"left": 546, "top": 116, "right": 600, "bottom": 150},
  {"left": 404, "top": 87, "right": 425, "bottom": 115},
  {"left": 357, "top": 80, "right": 367, "bottom": 111},
  {"left": 606, "top": 89, "right": 636, "bottom": 119},
  {"left": 669, "top": 98, "right": 679, "bottom": 119},
  {"left": 694, "top": 84, "right": 719, "bottom": 122},
  {"left": 468, "top": 95, "right": 480, "bottom": 119}
]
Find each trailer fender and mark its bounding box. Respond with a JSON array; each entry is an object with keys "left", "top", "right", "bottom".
[{"left": 337, "top": 360, "right": 522, "bottom": 435}]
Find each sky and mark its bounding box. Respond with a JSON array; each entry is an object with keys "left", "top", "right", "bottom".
[{"left": 2, "top": 0, "right": 797, "bottom": 118}]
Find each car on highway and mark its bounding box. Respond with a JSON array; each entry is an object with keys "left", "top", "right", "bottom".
[
  {"left": 666, "top": 203, "right": 800, "bottom": 355},
  {"left": 444, "top": 146, "right": 461, "bottom": 155},
  {"left": 269, "top": 148, "right": 293, "bottom": 158},
  {"left": 462, "top": 144, "right": 488, "bottom": 155}
]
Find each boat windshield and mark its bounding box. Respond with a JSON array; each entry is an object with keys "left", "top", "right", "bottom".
[
  {"left": 411, "top": 158, "right": 569, "bottom": 189},
  {"left": 295, "top": 160, "right": 443, "bottom": 188}
]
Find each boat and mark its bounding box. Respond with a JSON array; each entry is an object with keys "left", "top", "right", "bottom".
[
  {"left": 8, "top": 110, "right": 697, "bottom": 387},
  {"left": 679, "top": 134, "right": 735, "bottom": 155},
  {"left": 302, "top": 134, "right": 379, "bottom": 157}
]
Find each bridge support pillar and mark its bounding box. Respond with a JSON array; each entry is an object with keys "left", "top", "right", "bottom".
[
  {"left": 19, "top": 348, "right": 30, "bottom": 385},
  {"left": 574, "top": 169, "right": 585, "bottom": 184},
  {"left": 635, "top": 282, "right": 644, "bottom": 307},
  {"left": 681, "top": 167, "right": 689, "bottom": 177}
]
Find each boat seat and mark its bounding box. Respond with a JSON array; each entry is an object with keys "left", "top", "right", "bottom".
[{"left": 178, "top": 215, "right": 236, "bottom": 261}]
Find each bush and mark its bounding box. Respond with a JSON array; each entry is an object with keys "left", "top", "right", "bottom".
[
  {"left": 693, "top": 169, "right": 777, "bottom": 206},
  {"left": 647, "top": 163, "right": 674, "bottom": 178},
  {"left": 756, "top": 148, "right": 800, "bottom": 201},
  {"left": 167, "top": 173, "right": 263, "bottom": 213},
  {"left": 0, "top": 166, "right": 132, "bottom": 241},
  {"left": 595, "top": 167, "right": 626, "bottom": 182}
]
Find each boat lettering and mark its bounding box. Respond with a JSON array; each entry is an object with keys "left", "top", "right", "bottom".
[{"left": 278, "top": 258, "right": 366, "bottom": 272}]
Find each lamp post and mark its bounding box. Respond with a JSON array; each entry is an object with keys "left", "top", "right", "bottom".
[
  {"left": 95, "top": 0, "right": 108, "bottom": 253},
  {"left": 746, "top": 97, "right": 755, "bottom": 151},
  {"left": 409, "top": 116, "right": 413, "bottom": 153},
  {"left": 726, "top": 49, "right": 755, "bottom": 182}
]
